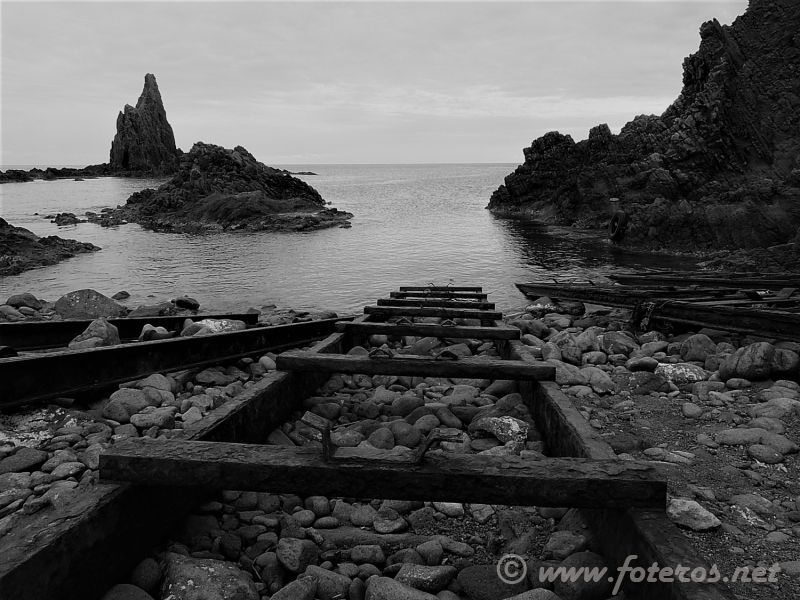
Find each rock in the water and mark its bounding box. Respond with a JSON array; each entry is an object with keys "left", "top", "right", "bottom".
[
  {"left": 116, "top": 142, "right": 352, "bottom": 233},
  {"left": 54, "top": 289, "right": 127, "bottom": 319},
  {"left": 0, "top": 218, "right": 100, "bottom": 278},
  {"left": 68, "top": 317, "right": 121, "bottom": 350},
  {"left": 160, "top": 552, "right": 258, "bottom": 600},
  {"left": 667, "top": 498, "right": 721, "bottom": 531},
  {"left": 109, "top": 73, "right": 179, "bottom": 173}
]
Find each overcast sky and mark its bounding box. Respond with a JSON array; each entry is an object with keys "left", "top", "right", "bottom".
[{"left": 2, "top": 0, "right": 749, "bottom": 166}]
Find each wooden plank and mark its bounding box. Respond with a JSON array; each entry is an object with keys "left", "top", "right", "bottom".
[
  {"left": 390, "top": 291, "right": 488, "bottom": 300},
  {"left": 276, "top": 349, "right": 554, "bottom": 380},
  {"left": 648, "top": 301, "right": 800, "bottom": 342},
  {"left": 0, "top": 325, "right": 348, "bottom": 600},
  {"left": 0, "top": 318, "right": 343, "bottom": 408},
  {"left": 509, "top": 341, "right": 735, "bottom": 600},
  {"left": 608, "top": 272, "right": 800, "bottom": 289},
  {"left": 377, "top": 298, "right": 496, "bottom": 309},
  {"left": 365, "top": 305, "right": 503, "bottom": 320},
  {"left": 399, "top": 286, "right": 483, "bottom": 292},
  {"left": 0, "top": 313, "right": 260, "bottom": 351},
  {"left": 335, "top": 321, "right": 520, "bottom": 340},
  {"left": 100, "top": 438, "right": 666, "bottom": 509}
]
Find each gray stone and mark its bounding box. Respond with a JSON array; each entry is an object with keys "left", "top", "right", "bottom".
[
  {"left": 456, "top": 564, "right": 528, "bottom": 600},
  {"left": 719, "top": 342, "right": 775, "bottom": 381},
  {"left": 681, "top": 402, "right": 704, "bottom": 418},
  {"left": 269, "top": 576, "right": 316, "bottom": 600},
  {"left": 0, "top": 448, "right": 49, "bottom": 475},
  {"left": 680, "top": 334, "right": 717, "bottom": 362},
  {"left": 54, "top": 289, "right": 127, "bottom": 319},
  {"left": 655, "top": 363, "right": 708, "bottom": 385},
  {"left": 626, "top": 356, "right": 659, "bottom": 372},
  {"left": 351, "top": 544, "right": 386, "bottom": 564},
  {"left": 667, "top": 498, "right": 721, "bottom": 531},
  {"left": 160, "top": 552, "right": 257, "bottom": 600},
  {"left": 68, "top": 318, "right": 121, "bottom": 349},
  {"left": 129, "top": 557, "right": 161, "bottom": 596},
  {"left": 553, "top": 551, "right": 611, "bottom": 600},
  {"left": 304, "top": 565, "right": 350, "bottom": 600},
  {"left": 276, "top": 538, "right": 319, "bottom": 573},
  {"left": 544, "top": 530, "right": 588, "bottom": 560},
  {"left": 715, "top": 428, "right": 769, "bottom": 446},
  {"left": 6, "top": 292, "right": 42, "bottom": 310},
  {"left": 130, "top": 406, "right": 177, "bottom": 430},
  {"left": 395, "top": 564, "right": 457, "bottom": 593},
  {"left": 748, "top": 444, "right": 784, "bottom": 464}
]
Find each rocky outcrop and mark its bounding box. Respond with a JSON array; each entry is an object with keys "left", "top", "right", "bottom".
[
  {"left": 108, "top": 73, "right": 180, "bottom": 174},
  {"left": 0, "top": 218, "right": 100, "bottom": 277},
  {"left": 488, "top": 0, "right": 800, "bottom": 253},
  {"left": 114, "top": 142, "right": 352, "bottom": 232}
]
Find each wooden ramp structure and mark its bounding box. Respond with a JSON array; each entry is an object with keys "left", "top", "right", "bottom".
[
  {"left": 98, "top": 284, "right": 735, "bottom": 600},
  {"left": 516, "top": 279, "right": 800, "bottom": 342}
]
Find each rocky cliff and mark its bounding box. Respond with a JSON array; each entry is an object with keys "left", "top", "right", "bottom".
[
  {"left": 116, "top": 142, "right": 351, "bottom": 232},
  {"left": 0, "top": 218, "right": 100, "bottom": 277},
  {"left": 108, "top": 73, "right": 180, "bottom": 174},
  {"left": 488, "top": 0, "right": 800, "bottom": 253}
]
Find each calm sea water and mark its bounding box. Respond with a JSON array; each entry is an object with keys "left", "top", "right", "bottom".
[{"left": 0, "top": 164, "right": 692, "bottom": 314}]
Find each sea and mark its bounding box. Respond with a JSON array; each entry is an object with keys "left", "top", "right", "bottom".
[{"left": 0, "top": 163, "right": 694, "bottom": 315}]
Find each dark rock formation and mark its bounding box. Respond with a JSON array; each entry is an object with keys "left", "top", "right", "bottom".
[
  {"left": 0, "top": 218, "right": 100, "bottom": 277},
  {"left": 109, "top": 73, "right": 180, "bottom": 174},
  {"left": 114, "top": 142, "right": 352, "bottom": 232},
  {"left": 488, "top": 0, "right": 800, "bottom": 253}
]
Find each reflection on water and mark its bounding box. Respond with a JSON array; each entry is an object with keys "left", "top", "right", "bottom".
[{"left": 0, "top": 164, "right": 694, "bottom": 314}]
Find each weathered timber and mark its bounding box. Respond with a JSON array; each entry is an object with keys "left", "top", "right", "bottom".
[
  {"left": 0, "top": 327, "right": 348, "bottom": 600},
  {"left": 377, "top": 298, "right": 496, "bottom": 309},
  {"left": 608, "top": 271, "right": 800, "bottom": 289},
  {"left": 399, "top": 286, "right": 483, "bottom": 292},
  {"left": 509, "top": 340, "right": 734, "bottom": 600},
  {"left": 276, "top": 349, "right": 554, "bottom": 380},
  {"left": 100, "top": 438, "right": 666, "bottom": 508},
  {"left": 0, "top": 312, "right": 260, "bottom": 350},
  {"left": 0, "top": 318, "right": 343, "bottom": 407},
  {"left": 645, "top": 301, "right": 800, "bottom": 342},
  {"left": 365, "top": 305, "right": 502, "bottom": 320},
  {"left": 334, "top": 320, "right": 519, "bottom": 340},
  {"left": 515, "top": 282, "right": 753, "bottom": 308},
  {"left": 390, "top": 291, "right": 488, "bottom": 300}
]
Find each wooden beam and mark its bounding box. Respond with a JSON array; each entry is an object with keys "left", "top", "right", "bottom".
[
  {"left": 390, "top": 291, "right": 488, "bottom": 300},
  {"left": 0, "top": 318, "right": 344, "bottom": 408},
  {"left": 399, "top": 286, "right": 483, "bottom": 292},
  {"left": 100, "top": 438, "right": 666, "bottom": 509},
  {"left": 275, "top": 349, "right": 553, "bottom": 380},
  {"left": 377, "top": 298, "right": 496, "bottom": 310},
  {"left": 0, "top": 326, "right": 349, "bottom": 600},
  {"left": 0, "top": 313, "right": 260, "bottom": 351},
  {"left": 334, "top": 321, "right": 519, "bottom": 340},
  {"left": 365, "top": 305, "right": 502, "bottom": 320}
]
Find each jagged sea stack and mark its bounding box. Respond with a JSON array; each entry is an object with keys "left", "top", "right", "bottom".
[
  {"left": 109, "top": 73, "right": 180, "bottom": 174},
  {"left": 487, "top": 0, "right": 800, "bottom": 252}
]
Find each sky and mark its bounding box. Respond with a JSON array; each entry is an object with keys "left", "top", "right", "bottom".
[{"left": 1, "top": 0, "right": 749, "bottom": 166}]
